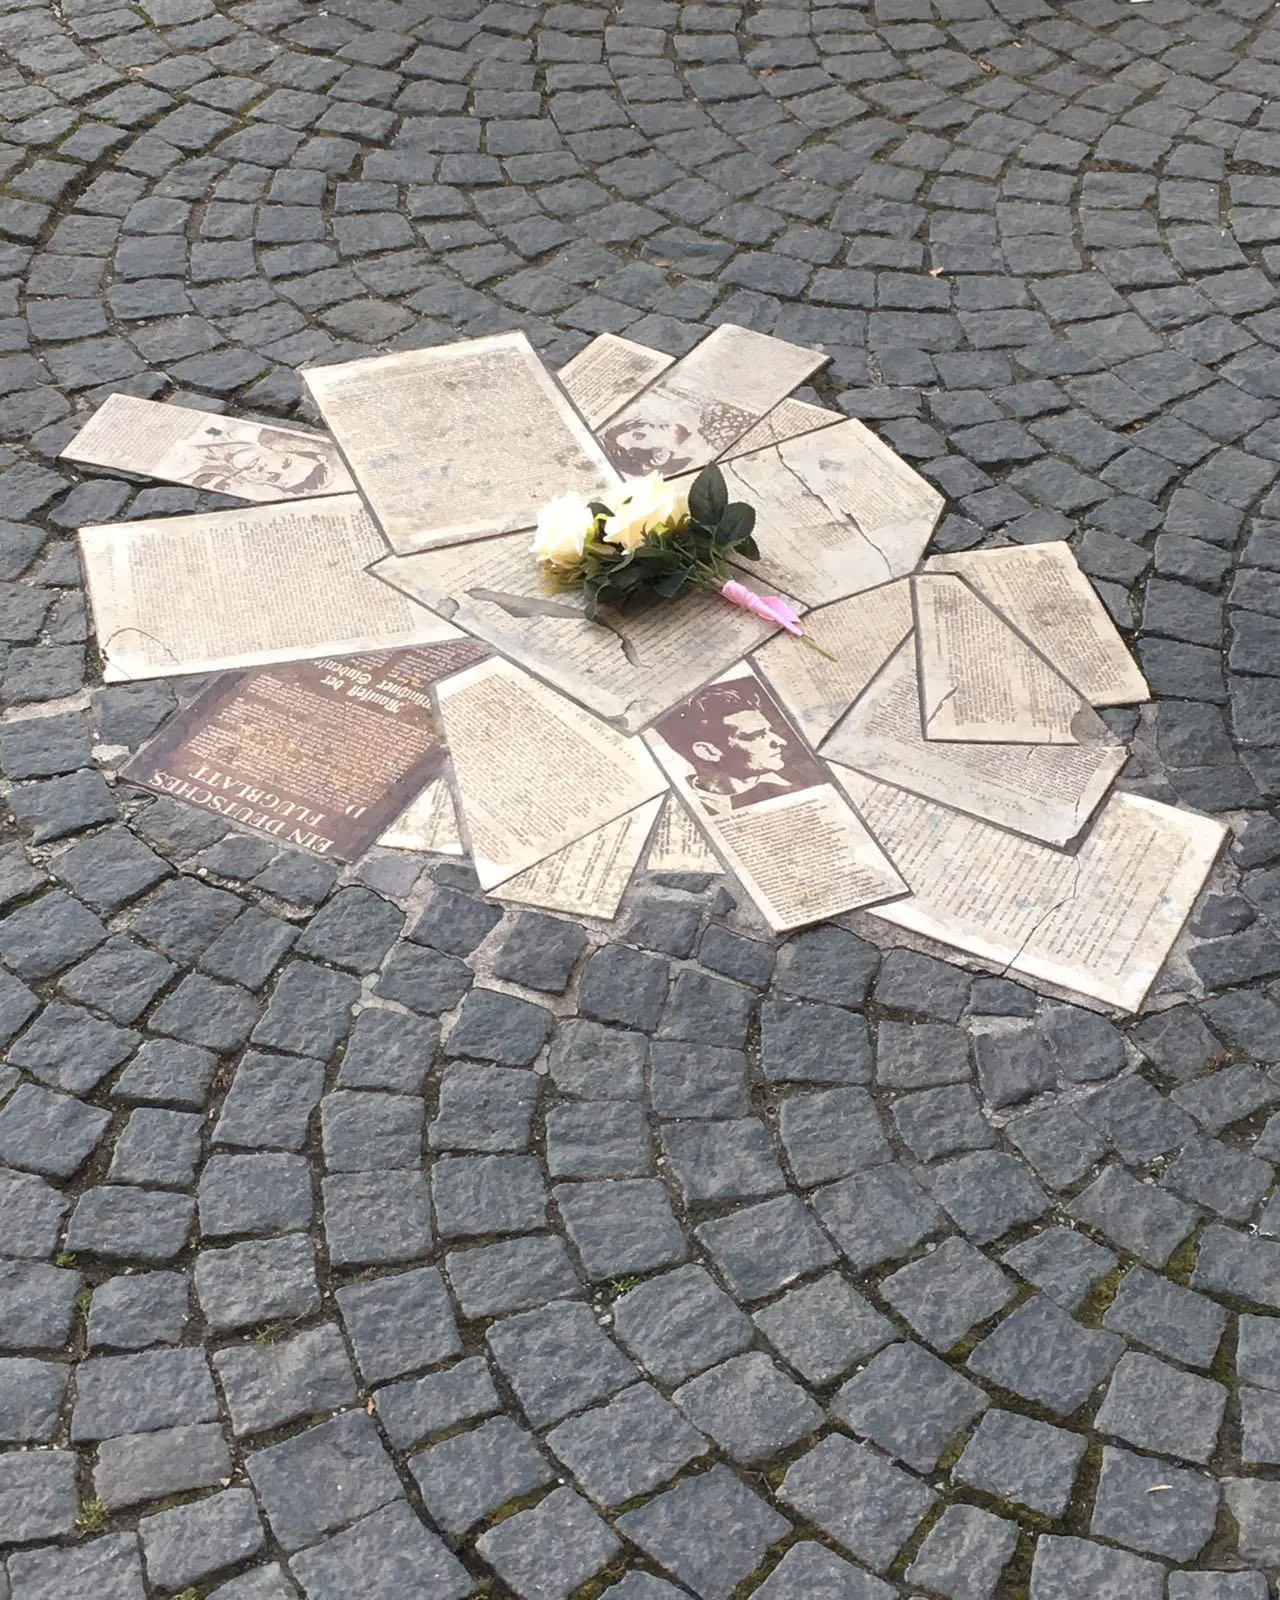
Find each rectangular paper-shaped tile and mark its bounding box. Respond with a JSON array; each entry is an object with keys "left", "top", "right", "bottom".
[
  {"left": 645, "top": 664, "right": 906, "bottom": 932},
  {"left": 914, "top": 573, "right": 1101, "bottom": 744},
  {"left": 497, "top": 796, "right": 663, "bottom": 918},
  {"left": 61, "top": 394, "right": 355, "bottom": 502},
  {"left": 436, "top": 657, "right": 668, "bottom": 891},
  {"left": 304, "top": 331, "right": 620, "bottom": 555},
  {"left": 927, "top": 541, "right": 1149, "bottom": 707},
  {"left": 822, "top": 640, "right": 1126, "bottom": 847},
  {"left": 597, "top": 325, "right": 827, "bottom": 477},
  {"left": 716, "top": 419, "right": 945, "bottom": 608},
  {"left": 558, "top": 333, "right": 676, "bottom": 430},
  {"left": 753, "top": 579, "right": 914, "bottom": 747},
  {"left": 723, "top": 396, "right": 844, "bottom": 459},
  {"left": 122, "top": 640, "right": 485, "bottom": 861},
  {"left": 836, "top": 768, "right": 1227, "bottom": 1012},
  {"left": 80, "top": 495, "right": 464, "bottom": 682},
  {"left": 372, "top": 531, "right": 790, "bottom": 733}
]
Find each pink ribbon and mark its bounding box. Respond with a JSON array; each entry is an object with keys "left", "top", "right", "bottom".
[{"left": 721, "top": 579, "right": 803, "bottom": 636}]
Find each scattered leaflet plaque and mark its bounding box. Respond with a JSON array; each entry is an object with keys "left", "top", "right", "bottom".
[
  {"left": 753, "top": 579, "right": 914, "bottom": 747},
  {"left": 835, "top": 768, "right": 1227, "bottom": 1012},
  {"left": 61, "top": 395, "right": 355, "bottom": 502},
  {"left": 927, "top": 542, "right": 1149, "bottom": 708},
  {"left": 645, "top": 665, "right": 906, "bottom": 932},
  {"left": 498, "top": 797, "right": 664, "bottom": 918},
  {"left": 915, "top": 574, "right": 1094, "bottom": 745},
  {"left": 648, "top": 796, "right": 722, "bottom": 875},
  {"left": 719, "top": 420, "right": 945, "bottom": 607},
  {"left": 304, "top": 332, "right": 620, "bottom": 555},
  {"left": 597, "top": 325, "right": 828, "bottom": 478},
  {"left": 724, "top": 397, "right": 844, "bottom": 460},
  {"left": 122, "top": 642, "right": 484, "bottom": 861},
  {"left": 379, "top": 779, "right": 464, "bottom": 856},
  {"left": 823, "top": 641, "right": 1126, "bottom": 847},
  {"left": 558, "top": 334, "right": 676, "bottom": 430},
  {"left": 80, "top": 495, "right": 463, "bottom": 682},
  {"left": 436, "top": 657, "right": 668, "bottom": 891},
  {"left": 372, "top": 531, "right": 790, "bottom": 733}
]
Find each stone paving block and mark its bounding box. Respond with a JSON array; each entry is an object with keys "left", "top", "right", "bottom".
[
  {"left": 375, "top": 1357, "right": 500, "bottom": 1452},
  {"left": 1070, "top": 1163, "right": 1200, "bottom": 1268},
  {"left": 434, "top": 1153, "right": 547, "bottom": 1238},
  {"left": 1027, "top": 1535, "right": 1165, "bottom": 1600},
  {"left": 139, "top": 1489, "right": 266, "bottom": 1592},
  {"left": 906, "top": 1504, "right": 1020, "bottom": 1600},
  {"left": 1163, "top": 1133, "right": 1273, "bottom": 1220},
  {"left": 556, "top": 1177, "right": 686, "bottom": 1278},
  {"left": 578, "top": 942, "right": 669, "bottom": 1029},
  {"left": 618, "top": 1464, "right": 792, "bottom": 1600},
  {"left": 198, "top": 1151, "right": 313, "bottom": 1238},
  {"left": 547, "top": 1017, "right": 647, "bottom": 1098},
  {"left": 322, "top": 1172, "right": 432, "bottom": 1266},
  {"left": 113, "top": 1038, "right": 216, "bottom": 1108},
  {"left": 247, "top": 1411, "right": 402, "bottom": 1553},
  {"left": 95, "top": 1421, "right": 232, "bottom": 1511},
  {"left": 876, "top": 1022, "right": 973, "bottom": 1090},
  {"left": 88, "top": 1271, "right": 188, "bottom": 1351},
  {"left": 777, "top": 1086, "right": 890, "bottom": 1185},
  {"left": 546, "top": 1099, "right": 650, "bottom": 1177},
  {"left": 66, "top": 1185, "right": 194, "bottom": 1263},
  {"left": 1167, "top": 1578, "right": 1268, "bottom": 1600},
  {"left": 252, "top": 961, "right": 360, "bottom": 1060},
  {"left": 1225, "top": 1477, "right": 1280, "bottom": 1568},
  {"left": 0, "top": 1082, "right": 110, "bottom": 1178},
  {"left": 612, "top": 1263, "right": 753, "bottom": 1383},
  {"left": 1240, "top": 1384, "right": 1280, "bottom": 1465},
  {"left": 374, "top": 941, "right": 472, "bottom": 1014},
  {"left": 1193, "top": 1224, "right": 1280, "bottom": 1309},
  {"left": 335, "top": 1007, "right": 437, "bottom": 1093},
  {"left": 476, "top": 1486, "right": 620, "bottom": 1600},
  {"left": 447, "top": 984, "right": 554, "bottom": 1065},
  {"left": 662, "top": 1116, "right": 785, "bottom": 1202},
  {"left": 9, "top": 1002, "right": 137, "bottom": 1094},
  {"left": 409, "top": 1413, "right": 556, "bottom": 1535},
  {"left": 881, "top": 1236, "right": 1016, "bottom": 1350},
  {"left": 779, "top": 1433, "right": 934, "bottom": 1574},
  {"left": 483, "top": 907, "right": 573, "bottom": 985},
  {"left": 673, "top": 1349, "right": 821, "bottom": 1464},
  {"left": 1091, "top": 1444, "right": 1220, "bottom": 1560},
  {"left": 289, "top": 1501, "right": 473, "bottom": 1600},
  {"left": 967, "top": 1296, "right": 1124, "bottom": 1416},
  {"left": 774, "top": 925, "right": 879, "bottom": 1005},
  {"left": 811, "top": 1165, "right": 945, "bottom": 1272},
  {"left": 487, "top": 1300, "right": 636, "bottom": 1427},
  {"left": 0, "top": 1449, "right": 78, "bottom": 1542},
  {"left": 1095, "top": 1352, "right": 1227, "bottom": 1464},
  {"left": 696, "top": 1192, "right": 838, "bottom": 1300},
  {"left": 1003, "top": 1226, "right": 1117, "bottom": 1311},
  {"left": 752, "top": 1272, "right": 895, "bottom": 1385},
  {"left": 0, "top": 1257, "right": 80, "bottom": 1350},
  {"left": 445, "top": 1233, "right": 579, "bottom": 1319},
  {"left": 926, "top": 1149, "right": 1049, "bottom": 1243},
  {"left": 891, "top": 1082, "right": 996, "bottom": 1161},
  {"left": 833, "top": 1340, "right": 988, "bottom": 1472},
  {"left": 650, "top": 1039, "right": 749, "bottom": 1117},
  {"left": 6, "top": 1535, "right": 146, "bottom": 1600},
  {"left": 760, "top": 998, "right": 872, "bottom": 1084},
  {"left": 214, "top": 1051, "right": 325, "bottom": 1151},
  {"left": 429, "top": 1062, "right": 538, "bottom": 1152},
  {"left": 195, "top": 1235, "right": 320, "bottom": 1333},
  {"left": 1005, "top": 1103, "right": 1107, "bottom": 1189},
  {"left": 213, "top": 1324, "right": 358, "bottom": 1437},
  {"left": 955, "top": 1408, "right": 1088, "bottom": 1517},
  {"left": 72, "top": 1345, "right": 216, "bottom": 1441},
  {"left": 294, "top": 886, "right": 403, "bottom": 972},
  {"left": 1102, "top": 1265, "right": 1227, "bottom": 1369},
  {"left": 336, "top": 1266, "right": 460, "bottom": 1382},
  {"left": 547, "top": 1381, "right": 707, "bottom": 1507}
]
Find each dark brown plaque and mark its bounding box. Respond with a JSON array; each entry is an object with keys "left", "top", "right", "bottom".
[{"left": 123, "top": 640, "right": 486, "bottom": 861}]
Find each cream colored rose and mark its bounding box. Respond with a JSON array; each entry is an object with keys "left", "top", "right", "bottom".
[
  {"left": 602, "top": 473, "right": 688, "bottom": 552},
  {"left": 531, "top": 493, "right": 595, "bottom": 567}
]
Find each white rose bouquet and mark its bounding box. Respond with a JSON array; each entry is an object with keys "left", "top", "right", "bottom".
[{"left": 531, "top": 464, "right": 809, "bottom": 639}]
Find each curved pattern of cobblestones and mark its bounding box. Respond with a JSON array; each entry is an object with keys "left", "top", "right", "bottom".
[{"left": 3, "top": 0, "right": 1280, "bottom": 1596}]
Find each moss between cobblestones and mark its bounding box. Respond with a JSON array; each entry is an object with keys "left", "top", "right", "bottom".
[
  {"left": 1164, "top": 1233, "right": 1202, "bottom": 1287},
  {"left": 1072, "top": 1264, "right": 1125, "bottom": 1327},
  {"left": 73, "top": 1498, "right": 106, "bottom": 1535}
]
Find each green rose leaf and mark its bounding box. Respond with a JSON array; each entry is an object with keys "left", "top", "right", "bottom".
[
  {"left": 651, "top": 569, "right": 690, "bottom": 597},
  {"left": 688, "top": 464, "right": 728, "bottom": 527},
  {"left": 714, "top": 502, "right": 757, "bottom": 546}
]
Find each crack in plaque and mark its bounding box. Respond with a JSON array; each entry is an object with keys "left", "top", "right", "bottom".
[
  {"left": 997, "top": 852, "right": 1085, "bottom": 982},
  {"left": 762, "top": 444, "right": 897, "bottom": 584}
]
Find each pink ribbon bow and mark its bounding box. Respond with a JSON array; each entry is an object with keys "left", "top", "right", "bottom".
[{"left": 720, "top": 579, "right": 803, "bottom": 636}]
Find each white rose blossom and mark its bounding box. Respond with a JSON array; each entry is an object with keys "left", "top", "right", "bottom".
[
  {"left": 530, "top": 492, "right": 596, "bottom": 567},
  {"left": 602, "top": 473, "right": 689, "bottom": 553}
]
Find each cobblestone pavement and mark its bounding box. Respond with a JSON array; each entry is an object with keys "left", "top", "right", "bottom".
[{"left": 8, "top": 0, "right": 1280, "bottom": 1596}]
